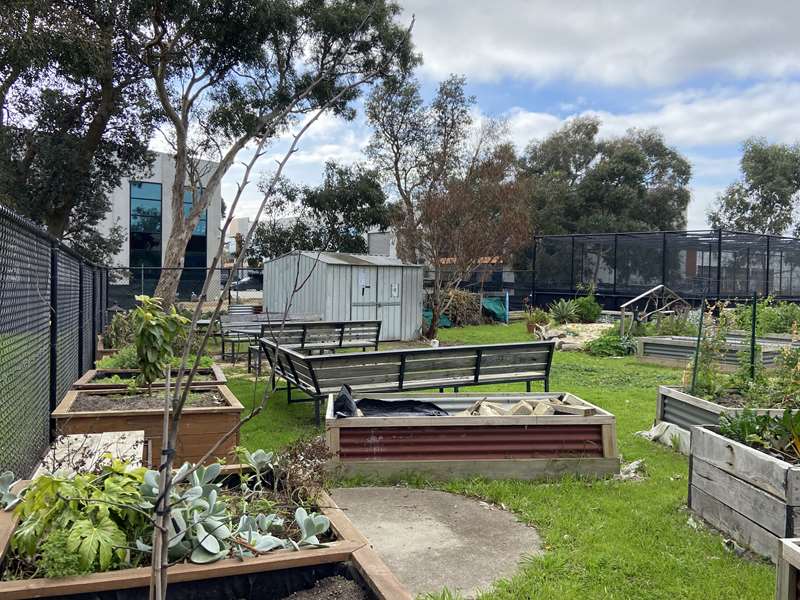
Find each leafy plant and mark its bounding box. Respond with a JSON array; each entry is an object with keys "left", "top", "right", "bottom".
[
  {"left": 584, "top": 329, "right": 637, "bottom": 357},
  {"left": 38, "top": 530, "right": 91, "bottom": 579},
  {"left": 734, "top": 297, "right": 800, "bottom": 336},
  {"left": 548, "top": 298, "right": 578, "bottom": 324},
  {"left": 131, "top": 295, "right": 190, "bottom": 390},
  {"left": 10, "top": 459, "right": 148, "bottom": 572},
  {"left": 0, "top": 471, "right": 20, "bottom": 510},
  {"left": 96, "top": 346, "right": 213, "bottom": 371},
  {"left": 719, "top": 409, "right": 800, "bottom": 463},
  {"left": 102, "top": 311, "right": 134, "bottom": 349},
  {"left": 573, "top": 287, "right": 602, "bottom": 323}
]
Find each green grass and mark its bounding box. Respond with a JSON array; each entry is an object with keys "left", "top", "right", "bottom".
[{"left": 229, "top": 322, "right": 775, "bottom": 599}]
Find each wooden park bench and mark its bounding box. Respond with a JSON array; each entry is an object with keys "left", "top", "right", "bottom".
[
  {"left": 259, "top": 339, "right": 555, "bottom": 424},
  {"left": 218, "top": 312, "right": 322, "bottom": 361},
  {"left": 247, "top": 320, "right": 382, "bottom": 373}
]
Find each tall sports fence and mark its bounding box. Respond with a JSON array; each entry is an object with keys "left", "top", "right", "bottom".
[
  {"left": 0, "top": 204, "right": 108, "bottom": 477},
  {"left": 532, "top": 229, "right": 800, "bottom": 308}
]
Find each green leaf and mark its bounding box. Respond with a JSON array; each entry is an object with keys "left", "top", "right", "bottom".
[{"left": 67, "top": 517, "right": 126, "bottom": 571}]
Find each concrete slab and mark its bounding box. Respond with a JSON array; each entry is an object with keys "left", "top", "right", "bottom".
[{"left": 331, "top": 487, "right": 542, "bottom": 598}]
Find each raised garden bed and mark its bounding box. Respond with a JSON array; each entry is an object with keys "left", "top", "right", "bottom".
[
  {"left": 655, "top": 385, "right": 786, "bottom": 431},
  {"left": 777, "top": 538, "right": 800, "bottom": 600},
  {"left": 326, "top": 392, "right": 620, "bottom": 480},
  {"left": 688, "top": 425, "right": 800, "bottom": 562},
  {"left": 0, "top": 489, "right": 410, "bottom": 600},
  {"left": 637, "top": 335, "right": 785, "bottom": 371},
  {"left": 51, "top": 385, "right": 243, "bottom": 465},
  {"left": 72, "top": 365, "right": 227, "bottom": 390}
]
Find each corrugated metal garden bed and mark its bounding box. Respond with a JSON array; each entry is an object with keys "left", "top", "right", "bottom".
[
  {"left": 637, "top": 335, "right": 786, "bottom": 371},
  {"left": 325, "top": 392, "right": 620, "bottom": 480}
]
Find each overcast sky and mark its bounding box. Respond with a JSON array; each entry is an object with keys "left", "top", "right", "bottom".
[{"left": 222, "top": 1, "right": 800, "bottom": 230}]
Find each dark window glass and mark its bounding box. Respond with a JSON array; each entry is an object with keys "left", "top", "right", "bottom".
[{"left": 130, "top": 181, "right": 162, "bottom": 269}]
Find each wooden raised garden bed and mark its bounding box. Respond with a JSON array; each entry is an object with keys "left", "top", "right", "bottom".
[
  {"left": 777, "top": 538, "right": 800, "bottom": 600},
  {"left": 637, "top": 335, "right": 784, "bottom": 371},
  {"left": 655, "top": 385, "right": 786, "bottom": 431},
  {"left": 326, "top": 392, "right": 620, "bottom": 480},
  {"left": 51, "top": 385, "right": 243, "bottom": 466},
  {"left": 689, "top": 425, "right": 800, "bottom": 562},
  {"left": 72, "top": 365, "right": 227, "bottom": 390},
  {"left": 0, "top": 489, "right": 411, "bottom": 600}
]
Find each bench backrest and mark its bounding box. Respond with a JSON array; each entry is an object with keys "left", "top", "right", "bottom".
[
  {"left": 260, "top": 320, "right": 381, "bottom": 349},
  {"left": 260, "top": 340, "right": 555, "bottom": 395}
]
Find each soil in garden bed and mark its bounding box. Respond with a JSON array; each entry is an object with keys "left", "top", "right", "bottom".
[
  {"left": 284, "top": 575, "right": 370, "bottom": 600},
  {"left": 70, "top": 389, "right": 226, "bottom": 411}
]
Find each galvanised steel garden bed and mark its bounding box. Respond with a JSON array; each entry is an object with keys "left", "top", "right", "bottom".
[
  {"left": 52, "top": 385, "right": 243, "bottom": 466},
  {"left": 0, "top": 488, "right": 410, "bottom": 600},
  {"left": 637, "top": 335, "right": 785, "bottom": 371},
  {"left": 72, "top": 365, "right": 227, "bottom": 390},
  {"left": 655, "top": 385, "right": 786, "bottom": 431},
  {"left": 326, "top": 392, "right": 620, "bottom": 480}
]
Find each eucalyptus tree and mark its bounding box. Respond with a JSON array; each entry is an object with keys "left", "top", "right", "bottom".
[
  {"left": 137, "top": 0, "right": 415, "bottom": 305},
  {"left": 708, "top": 138, "right": 800, "bottom": 235},
  {"left": 0, "top": 0, "right": 156, "bottom": 263}
]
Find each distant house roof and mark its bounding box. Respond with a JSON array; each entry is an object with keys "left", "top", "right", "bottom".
[{"left": 286, "top": 251, "right": 421, "bottom": 268}]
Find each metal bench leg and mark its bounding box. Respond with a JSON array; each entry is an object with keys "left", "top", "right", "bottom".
[
  {"left": 439, "top": 387, "right": 444, "bottom": 393},
  {"left": 287, "top": 380, "right": 292, "bottom": 403},
  {"left": 314, "top": 397, "right": 321, "bottom": 427},
  {"left": 544, "top": 379, "right": 549, "bottom": 392},
  {"left": 221, "top": 337, "right": 226, "bottom": 361},
  {"left": 247, "top": 346, "right": 252, "bottom": 373},
  {"left": 257, "top": 350, "right": 262, "bottom": 376},
  {"left": 526, "top": 381, "right": 531, "bottom": 392},
  {"left": 454, "top": 386, "right": 459, "bottom": 392}
]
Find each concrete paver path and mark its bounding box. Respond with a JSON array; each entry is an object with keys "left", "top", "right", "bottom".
[{"left": 331, "top": 486, "right": 543, "bottom": 598}]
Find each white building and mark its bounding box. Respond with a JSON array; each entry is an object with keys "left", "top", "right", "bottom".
[{"left": 99, "top": 152, "right": 222, "bottom": 299}]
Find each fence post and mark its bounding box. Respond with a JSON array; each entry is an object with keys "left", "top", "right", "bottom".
[
  {"left": 765, "top": 235, "right": 771, "bottom": 297},
  {"left": 531, "top": 238, "right": 537, "bottom": 308},
  {"left": 49, "top": 243, "right": 59, "bottom": 415},
  {"left": 77, "top": 262, "right": 84, "bottom": 375},
  {"left": 690, "top": 294, "right": 706, "bottom": 395},
  {"left": 750, "top": 291, "right": 757, "bottom": 380},
  {"left": 661, "top": 231, "right": 667, "bottom": 287},
  {"left": 716, "top": 229, "right": 723, "bottom": 300},
  {"left": 612, "top": 233, "right": 618, "bottom": 297},
  {"left": 92, "top": 267, "right": 98, "bottom": 366}
]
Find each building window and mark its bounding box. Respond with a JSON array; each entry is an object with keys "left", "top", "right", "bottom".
[
  {"left": 181, "top": 187, "right": 207, "bottom": 286},
  {"left": 130, "top": 182, "right": 162, "bottom": 291}
]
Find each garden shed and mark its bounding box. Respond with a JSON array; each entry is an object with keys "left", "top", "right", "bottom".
[{"left": 262, "top": 251, "right": 423, "bottom": 341}]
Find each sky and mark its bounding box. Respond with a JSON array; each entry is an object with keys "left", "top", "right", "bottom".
[{"left": 222, "top": 1, "right": 800, "bottom": 230}]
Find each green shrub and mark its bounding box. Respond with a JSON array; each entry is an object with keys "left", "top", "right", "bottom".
[
  {"left": 96, "top": 345, "right": 213, "bottom": 370},
  {"left": 39, "top": 530, "right": 91, "bottom": 579},
  {"left": 102, "top": 311, "right": 133, "bottom": 348},
  {"left": 584, "top": 329, "right": 637, "bottom": 356},
  {"left": 548, "top": 298, "right": 578, "bottom": 324},
  {"left": 734, "top": 297, "right": 800, "bottom": 335},
  {"left": 573, "top": 291, "right": 602, "bottom": 323}
]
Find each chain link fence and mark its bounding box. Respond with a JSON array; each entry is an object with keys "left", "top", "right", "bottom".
[{"left": 0, "top": 204, "right": 108, "bottom": 477}]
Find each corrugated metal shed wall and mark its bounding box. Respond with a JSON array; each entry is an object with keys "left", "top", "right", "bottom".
[
  {"left": 263, "top": 253, "right": 329, "bottom": 316},
  {"left": 263, "top": 252, "right": 422, "bottom": 341}
]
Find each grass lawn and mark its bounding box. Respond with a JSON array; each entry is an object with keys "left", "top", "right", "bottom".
[{"left": 227, "top": 322, "right": 775, "bottom": 599}]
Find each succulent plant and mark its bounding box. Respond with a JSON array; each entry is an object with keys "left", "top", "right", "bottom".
[{"left": 0, "top": 471, "right": 20, "bottom": 511}]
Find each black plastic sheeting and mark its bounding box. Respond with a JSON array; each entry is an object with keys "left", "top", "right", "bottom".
[
  {"left": 45, "top": 562, "right": 373, "bottom": 600},
  {"left": 334, "top": 385, "right": 449, "bottom": 418}
]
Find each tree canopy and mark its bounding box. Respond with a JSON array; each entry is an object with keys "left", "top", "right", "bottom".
[
  {"left": 246, "top": 162, "right": 389, "bottom": 265},
  {"left": 708, "top": 138, "right": 800, "bottom": 235},
  {"left": 521, "top": 116, "right": 692, "bottom": 235}
]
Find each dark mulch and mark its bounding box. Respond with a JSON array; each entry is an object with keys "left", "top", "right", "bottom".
[
  {"left": 71, "top": 390, "right": 226, "bottom": 411},
  {"left": 283, "top": 576, "right": 371, "bottom": 600}
]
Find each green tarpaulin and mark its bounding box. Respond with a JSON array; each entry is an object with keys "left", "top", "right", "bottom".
[
  {"left": 481, "top": 296, "right": 507, "bottom": 322},
  {"left": 423, "top": 309, "right": 453, "bottom": 328}
]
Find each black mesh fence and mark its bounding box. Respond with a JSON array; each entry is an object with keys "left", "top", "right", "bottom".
[
  {"left": 532, "top": 229, "right": 800, "bottom": 308},
  {"left": 0, "top": 204, "right": 107, "bottom": 477},
  {"left": 108, "top": 266, "right": 261, "bottom": 310}
]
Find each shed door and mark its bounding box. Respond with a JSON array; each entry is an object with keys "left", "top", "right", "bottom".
[
  {"left": 351, "top": 266, "right": 377, "bottom": 321},
  {"left": 377, "top": 267, "right": 402, "bottom": 340}
]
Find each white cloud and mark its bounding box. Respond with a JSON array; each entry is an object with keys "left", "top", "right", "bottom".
[
  {"left": 404, "top": 0, "right": 800, "bottom": 86},
  {"left": 504, "top": 81, "right": 800, "bottom": 149}
]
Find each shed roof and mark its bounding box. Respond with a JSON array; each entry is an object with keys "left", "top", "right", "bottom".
[{"left": 273, "top": 251, "right": 421, "bottom": 268}]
